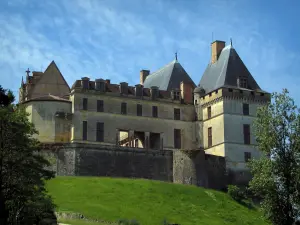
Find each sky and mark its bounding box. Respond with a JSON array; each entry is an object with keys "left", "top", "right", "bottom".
[{"left": 0, "top": 0, "right": 300, "bottom": 104}]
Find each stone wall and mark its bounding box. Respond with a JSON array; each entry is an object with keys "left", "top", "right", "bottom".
[{"left": 41, "top": 143, "right": 228, "bottom": 190}]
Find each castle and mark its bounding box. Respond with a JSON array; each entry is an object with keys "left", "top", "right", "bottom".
[{"left": 19, "top": 40, "right": 270, "bottom": 189}]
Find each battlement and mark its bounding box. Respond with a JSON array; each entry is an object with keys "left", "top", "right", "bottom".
[
  {"left": 71, "top": 77, "right": 194, "bottom": 104},
  {"left": 199, "top": 87, "right": 271, "bottom": 107}
]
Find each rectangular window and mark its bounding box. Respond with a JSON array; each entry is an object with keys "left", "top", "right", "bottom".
[
  {"left": 121, "top": 102, "right": 127, "bottom": 115},
  {"left": 82, "top": 121, "right": 87, "bottom": 140},
  {"left": 244, "top": 152, "right": 251, "bottom": 162},
  {"left": 208, "top": 127, "right": 212, "bottom": 147},
  {"left": 97, "top": 100, "right": 104, "bottom": 112},
  {"left": 174, "top": 91, "right": 180, "bottom": 100},
  {"left": 174, "top": 129, "right": 181, "bottom": 149},
  {"left": 96, "top": 122, "right": 104, "bottom": 142},
  {"left": 135, "top": 139, "right": 139, "bottom": 148},
  {"left": 243, "top": 103, "right": 249, "bottom": 115},
  {"left": 137, "top": 104, "right": 142, "bottom": 116},
  {"left": 152, "top": 106, "right": 158, "bottom": 118},
  {"left": 83, "top": 98, "right": 88, "bottom": 110},
  {"left": 239, "top": 77, "right": 248, "bottom": 88},
  {"left": 243, "top": 124, "right": 250, "bottom": 144},
  {"left": 174, "top": 108, "right": 180, "bottom": 120},
  {"left": 207, "top": 106, "right": 211, "bottom": 119}
]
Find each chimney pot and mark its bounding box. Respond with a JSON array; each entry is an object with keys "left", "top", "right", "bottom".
[
  {"left": 140, "top": 70, "right": 150, "bottom": 85},
  {"left": 211, "top": 40, "right": 225, "bottom": 64}
]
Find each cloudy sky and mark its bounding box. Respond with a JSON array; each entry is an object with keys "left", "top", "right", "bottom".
[{"left": 1, "top": 0, "right": 300, "bottom": 103}]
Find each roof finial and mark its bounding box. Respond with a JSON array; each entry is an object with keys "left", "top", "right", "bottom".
[
  {"left": 21, "top": 76, "right": 24, "bottom": 86},
  {"left": 230, "top": 38, "right": 233, "bottom": 46},
  {"left": 25, "top": 68, "right": 30, "bottom": 76},
  {"left": 175, "top": 52, "right": 178, "bottom": 61}
]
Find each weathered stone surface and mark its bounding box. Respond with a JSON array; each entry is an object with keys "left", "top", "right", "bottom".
[{"left": 42, "top": 143, "right": 228, "bottom": 190}]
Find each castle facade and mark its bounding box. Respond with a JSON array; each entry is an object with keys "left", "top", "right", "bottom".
[{"left": 19, "top": 40, "right": 270, "bottom": 188}]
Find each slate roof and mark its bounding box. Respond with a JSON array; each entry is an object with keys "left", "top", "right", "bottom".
[
  {"left": 143, "top": 59, "right": 196, "bottom": 91},
  {"left": 198, "top": 45, "right": 267, "bottom": 93}
]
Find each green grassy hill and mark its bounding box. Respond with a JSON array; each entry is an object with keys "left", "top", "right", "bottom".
[{"left": 46, "top": 176, "right": 268, "bottom": 225}]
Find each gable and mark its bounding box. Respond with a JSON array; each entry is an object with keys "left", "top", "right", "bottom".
[{"left": 30, "top": 61, "right": 70, "bottom": 99}]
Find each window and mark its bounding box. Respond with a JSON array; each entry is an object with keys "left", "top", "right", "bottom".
[
  {"left": 243, "top": 103, "right": 249, "bottom": 115},
  {"left": 82, "top": 121, "right": 87, "bottom": 140},
  {"left": 173, "top": 91, "right": 180, "bottom": 100},
  {"left": 174, "top": 129, "right": 181, "bottom": 149},
  {"left": 239, "top": 77, "right": 248, "bottom": 88},
  {"left": 96, "top": 122, "right": 104, "bottom": 142},
  {"left": 97, "top": 100, "right": 104, "bottom": 112},
  {"left": 137, "top": 104, "right": 142, "bottom": 116},
  {"left": 244, "top": 152, "right": 251, "bottom": 162},
  {"left": 243, "top": 124, "right": 250, "bottom": 144},
  {"left": 152, "top": 106, "right": 158, "bottom": 118},
  {"left": 121, "top": 102, "right": 127, "bottom": 115},
  {"left": 135, "top": 139, "right": 139, "bottom": 148},
  {"left": 207, "top": 106, "right": 211, "bottom": 119},
  {"left": 208, "top": 127, "right": 212, "bottom": 147},
  {"left": 195, "top": 100, "right": 197, "bottom": 105},
  {"left": 83, "top": 98, "right": 88, "bottom": 110},
  {"left": 174, "top": 108, "right": 180, "bottom": 120}
]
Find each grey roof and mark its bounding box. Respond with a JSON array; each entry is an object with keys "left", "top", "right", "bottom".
[
  {"left": 198, "top": 45, "right": 266, "bottom": 93},
  {"left": 143, "top": 59, "right": 196, "bottom": 91}
]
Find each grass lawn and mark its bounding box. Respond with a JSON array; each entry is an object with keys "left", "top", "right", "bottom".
[
  {"left": 58, "top": 219, "right": 116, "bottom": 225},
  {"left": 47, "top": 176, "right": 269, "bottom": 225}
]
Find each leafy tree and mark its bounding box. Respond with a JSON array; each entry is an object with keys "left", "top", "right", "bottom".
[
  {"left": 0, "top": 86, "right": 56, "bottom": 225},
  {"left": 249, "top": 89, "right": 300, "bottom": 225}
]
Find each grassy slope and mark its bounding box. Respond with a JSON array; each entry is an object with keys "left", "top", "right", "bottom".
[{"left": 47, "top": 176, "right": 268, "bottom": 225}]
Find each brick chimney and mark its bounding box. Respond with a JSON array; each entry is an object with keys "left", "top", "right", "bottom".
[
  {"left": 140, "top": 70, "right": 150, "bottom": 85},
  {"left": 180, "top": 81, "right": 194, "bottom": 104},
  {"left": 211, "top": 40, "right": 225, "bottom": 64}
]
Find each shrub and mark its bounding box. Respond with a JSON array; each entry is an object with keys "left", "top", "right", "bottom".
[{"left": 227, "top": 185, "right": 244, "bottom": 202}]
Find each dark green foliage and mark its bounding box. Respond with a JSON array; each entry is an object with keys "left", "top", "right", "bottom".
[
  {"left": 0, "top": 86, "right": 56, "bottom": 225},
  {"left": 227, "top": 185, "right": 244, "bottom": 202},
  {"left": 249, "top": 89, "right": 300, "bottom": 225}
]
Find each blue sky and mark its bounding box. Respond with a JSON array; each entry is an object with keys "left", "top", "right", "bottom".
[{"left": 0, "top": 0, "right": 300, "bottom": 103}]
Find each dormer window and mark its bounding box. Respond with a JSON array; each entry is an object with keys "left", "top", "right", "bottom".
[
  {"left": 172, "top": 90, "right": 180, "bottom": 101},
  {"left": 238, "top": 77, "right": 248, "bottom": 89}
]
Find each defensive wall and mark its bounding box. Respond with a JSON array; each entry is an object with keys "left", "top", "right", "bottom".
[{"left": 41, "top": 143, "right": 234, "bottom": 190}]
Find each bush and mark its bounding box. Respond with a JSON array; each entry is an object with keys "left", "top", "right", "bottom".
[{"left": 227, "top": 185, "right": 244, "bottom": 202}]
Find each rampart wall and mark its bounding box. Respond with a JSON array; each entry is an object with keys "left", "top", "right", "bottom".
[{"left": 41, "top": 143, "right": 228, "bottom": 190}]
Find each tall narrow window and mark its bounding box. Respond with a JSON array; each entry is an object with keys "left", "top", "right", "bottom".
[
  {"left": 96, "top": 122, "right": 104, "bottom": 142},
  {"left": 97, "top": 100, "right": 104, "bottom": 112},
  {"left": 174, "top": 108, "right": 180, "bottom": 120},
  {"left": 82, "top": 121, "right": 87, "bottom": 140},
  {"left": 121, "top": 102, "right": 127, "bottom": 115},
  {"left": 137, "top": 104, "right": 142, "bottom": 116},
  {"left": 243, "top": 103, "right": 249, "bottom": 115},
  {"left": 83, "top": 98, "right": 88, "bottom": 110},
  {"left": 244, "top": 152, "right": 251, "bottom": 162},
  {"left": 135, "top": 139, "right": 139, "bottom": 148},
  {"left": 208, "top": 127, "right": 212, "bottom": 147},
  {"left": 174, "top": 129, "right": 181, "bottom": 149},
  {"left": 207, "top": 106, "right": 211, "bottom": 119},
  {"left": 152, "top": 106, "right": 158, "bottom": 118},
  {"left": 243, "top": 124, "right": 250, "bottom": 144}
]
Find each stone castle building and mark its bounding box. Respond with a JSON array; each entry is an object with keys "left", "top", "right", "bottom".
[{"left": 19, "top": 40, "right": 270, "bottom": 189}]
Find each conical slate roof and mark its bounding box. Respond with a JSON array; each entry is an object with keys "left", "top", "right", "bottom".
[
  {"left": 198, "top": 45, "right": 266, "bottom": 93},
  {"left": 143, "top": 59, "right": 195, "bottom": 91}
]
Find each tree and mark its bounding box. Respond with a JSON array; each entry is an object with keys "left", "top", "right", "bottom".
[
  {"left": 249, "top": 89, "right": 300, "bottom": 225},
  {"left": 0, "top": 86, "right": 57, "bottom": 225}
]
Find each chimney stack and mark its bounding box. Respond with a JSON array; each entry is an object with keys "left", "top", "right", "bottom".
[
  {"left": 211, "top": 40, "right": 225, "bottom": 64},
  {"left": 140, "top": 70, "right": 150, "bottom": 85}
]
